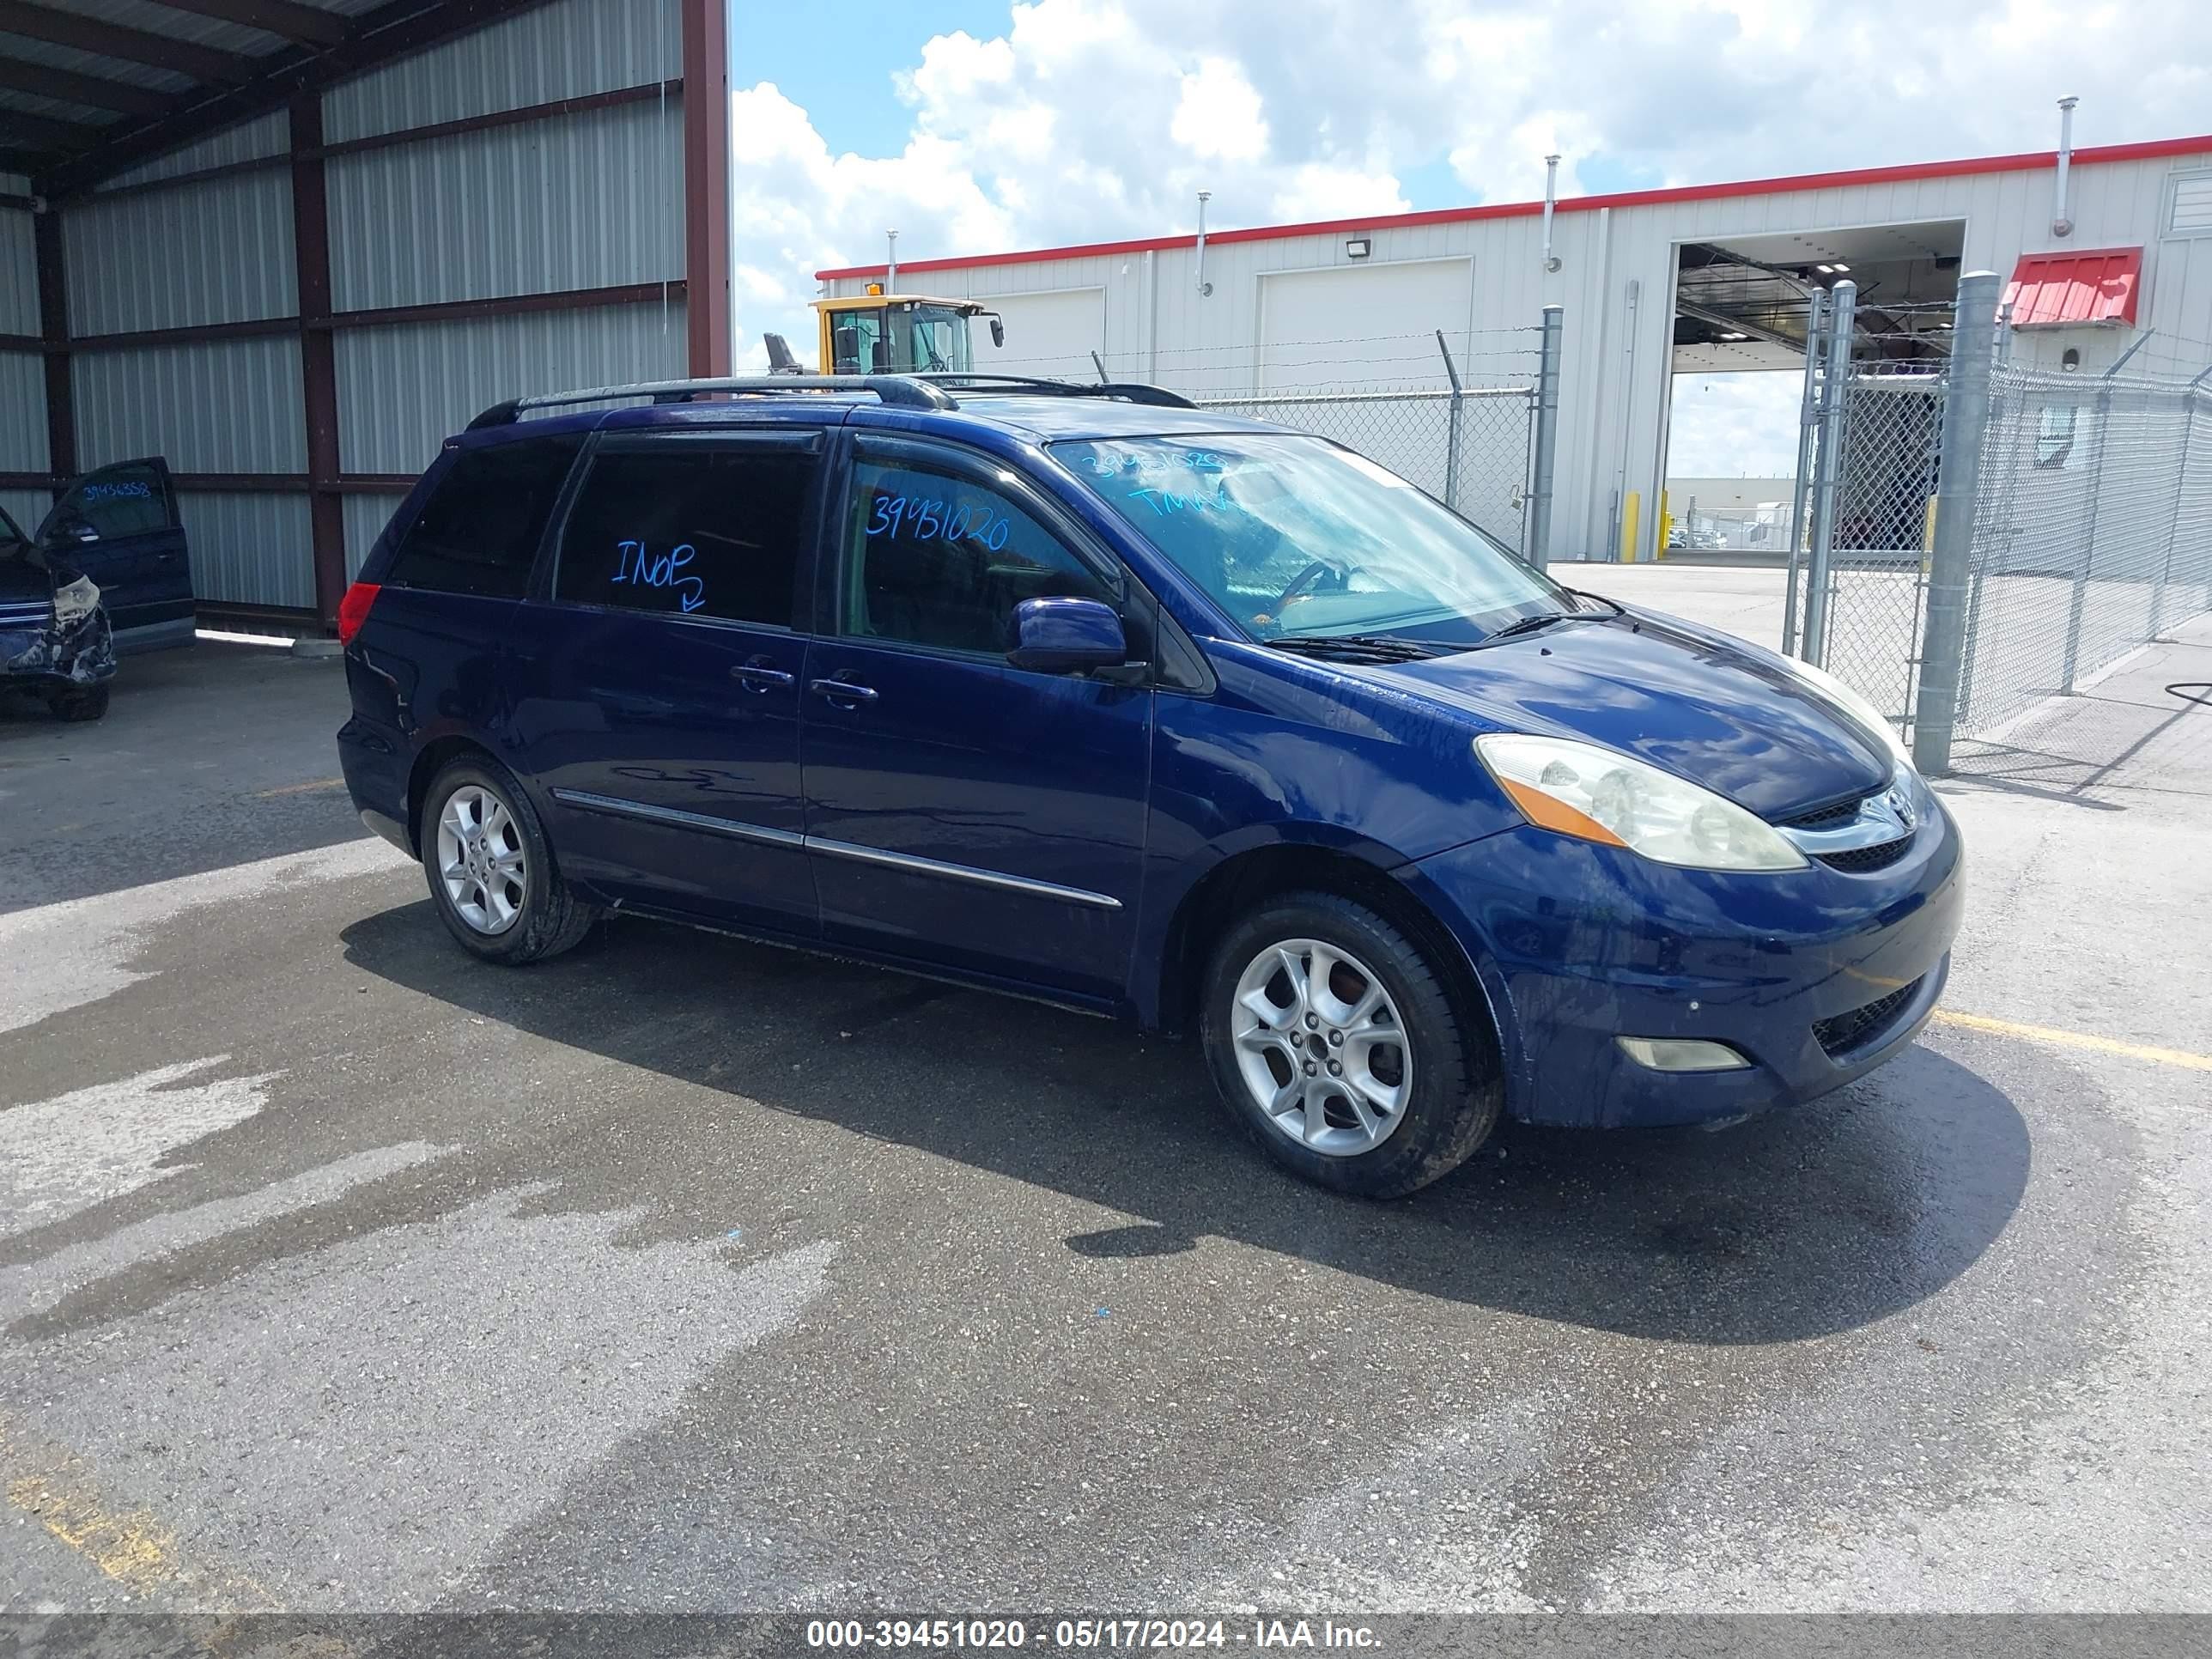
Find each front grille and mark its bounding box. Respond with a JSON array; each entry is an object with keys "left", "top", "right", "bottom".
[
  {"left": 1817, "top": 838, "right": 1913, "bottom": 874},
  {"left": 1814, "top": 977, "right": 1923, "bottom": 1058},
  {"left": 1785, "top": 798, "right": 1862, "bottom": 830}
]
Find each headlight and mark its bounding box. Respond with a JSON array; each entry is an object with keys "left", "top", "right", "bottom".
[
  {"left": 1474, "top": 733, "right": 1808, "bottom": 872},
  {"left": 1770, "top": 653, "right": 1912, "bottom": 770},
  {"left": 52, "top": 575, "right": 100, "bottom": 628}
]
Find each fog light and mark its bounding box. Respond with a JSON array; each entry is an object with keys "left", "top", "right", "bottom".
[{"left": 1618, "top": 1036, "right": 1751, "bottom": 1072}]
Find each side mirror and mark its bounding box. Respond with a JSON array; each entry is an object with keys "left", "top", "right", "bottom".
[
  {"left": 988, "top": 315, "right": 1006, "bottom": 349},
  {"left": 1006, "top": 597, "right": 1128, "bottom": 675},
  {"left": 46, "top": 515, "right": 96, "bottom": 549}
]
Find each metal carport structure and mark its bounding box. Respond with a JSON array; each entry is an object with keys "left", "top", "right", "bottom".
[{"left": 1, "top": 0, "right": 729, "bottom": 630}]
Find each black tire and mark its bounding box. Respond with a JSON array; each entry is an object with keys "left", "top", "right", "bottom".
[
  {"left": 419, "top": 755, "right": 597, "bottom": 965},
  {"left": 49, "top": 684, "right": 110, "bottom": 721},
  {"left": 1200, "top": 890, "right": 1501, "bottom": 1198}
]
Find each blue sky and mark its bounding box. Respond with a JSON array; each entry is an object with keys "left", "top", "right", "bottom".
[{"left": 730, "top": 3, "right": 1012, "bottom": 165}]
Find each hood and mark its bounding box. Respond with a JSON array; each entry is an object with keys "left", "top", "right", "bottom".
[
  {"left": 1359, "top": 608, "right": 1892, "bottom": 819},
  {"left": 0, "top": 550, "right": 59, "bottom": 607}
]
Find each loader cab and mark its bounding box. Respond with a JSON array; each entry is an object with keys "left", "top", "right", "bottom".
[{"left": 813, "top": 291, "right": 1003, "bottom": 376}]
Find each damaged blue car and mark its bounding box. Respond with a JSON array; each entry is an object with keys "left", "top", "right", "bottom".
[{"left": 1, "top": 499, "right": 117, "bottom": 722}]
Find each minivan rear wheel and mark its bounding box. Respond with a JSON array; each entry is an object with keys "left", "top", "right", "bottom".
[
  {"left": 422, "top": 756, "right": 596, "bottom": 964},
  {"left": 1200, "top": 891, "right": 1499, "bottom": 1198}
]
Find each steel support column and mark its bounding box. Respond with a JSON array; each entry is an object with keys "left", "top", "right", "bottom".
[
  {"left": 680, "top": 0, "right": 730, "bottom": 377},
  {"left": 289, "top": 91, "right": 346, "bottom": 629},
  {"left": 33, "top": 203, "right": 71, "bottom": 495}
]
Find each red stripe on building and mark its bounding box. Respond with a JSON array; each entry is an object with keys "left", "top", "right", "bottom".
[{"left": 815, "top": 133, "right": 2212, "bottom": 282}]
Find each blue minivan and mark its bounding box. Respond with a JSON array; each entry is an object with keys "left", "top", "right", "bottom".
[{"left": 337, "top": 374, "right": 1962, "bottom": 1196}]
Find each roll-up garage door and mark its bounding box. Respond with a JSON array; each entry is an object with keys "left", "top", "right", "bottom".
[
  {"left": 970, "top": 288, "right": 1107, "bottom": 383},
  {"left": 1257, "top": 258, "right": 1474, "bottom": 393}
]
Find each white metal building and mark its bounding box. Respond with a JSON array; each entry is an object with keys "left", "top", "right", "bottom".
[{"left": 819, "top": 131, "right": 2212, "bottom": 563}]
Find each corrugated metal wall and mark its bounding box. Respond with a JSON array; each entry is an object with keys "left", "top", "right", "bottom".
[
  {"left": 838, "top": 148, "right": 2212, "bottom": 562},
  {"left": 335, "top": 300, "right": 688, "bottom": 474},
  {"left": 177, "top": 491, "right": 316, "bottom": 609},
  {"left": 326, "top": 99, "right": 682, "bottom": 310},
  {"left": 1, "top": 349, "right": 52, "bottom": 475},
  {"left": 40, "top": 0, "right": 691, "bottom": 616},
  {"left": 0, "top": 489, "right": 47, "bottom": 536},
  {"left": 99, "top": 111, "right": 288, "bottom": 193},
  {"left": 1, "top": 199, "right": 35, "bottom": 335},
  {"left": 343, "top": 489, "right": 410, "bottom": 582},
  {"left": 72, "top": 336, "right": 305, "bottom": 472},
  {"left": 322, "top": 0, "right": 680, "bottom": 141},
  {"left": 66, "top": 169, "right": 297, "bottom": 334},
  {"left": 319, "top": 0, "right": 692, "bottom": 494}
]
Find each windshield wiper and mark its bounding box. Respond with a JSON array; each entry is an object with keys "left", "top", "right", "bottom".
[
  {"left": 1482, "top": 611, "right": 1583, "bottom": 643},
  {"left": 1267, "top": 633, "right": 1448, "bottom": 663}
]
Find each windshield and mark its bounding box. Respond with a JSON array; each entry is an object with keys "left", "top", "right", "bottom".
[
  {"left": 901, "top": 305, "right": 975, "bottom": 374},
  {"left": 1054, "top": 433, "right": 1566, "bottom": 646}
]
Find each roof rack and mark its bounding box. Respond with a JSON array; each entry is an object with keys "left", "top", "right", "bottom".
[
  {"left": 461, "top": 370, "right": 1200, "bottom": 431},
  {"left": 914, "top": 374, "right": 1197, "bottom": 409},
  {"left": 465, "top": 374, "right": 958, "bottom": 430}
]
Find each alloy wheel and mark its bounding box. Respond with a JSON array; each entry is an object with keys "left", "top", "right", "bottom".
[
  {"left": 1229, "top": 937, "right": 1412, "bottom": 1155},
  {"left": 436, "top": 782, "right": 527, "bottom": 935}
]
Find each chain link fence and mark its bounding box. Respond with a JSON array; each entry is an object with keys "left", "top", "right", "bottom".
[
  {"left": 1188, "top": 383, "right": 1541, "bottom": 556},
  {"left": 1953, "top": 365, "right": 2212, "bottom": 740},
  {"left": 1797, "top": 272, "right": 2212, "bottom": 772},
  {"left": 1073, "top": 314, "right": 1564, "bottom": 565}
]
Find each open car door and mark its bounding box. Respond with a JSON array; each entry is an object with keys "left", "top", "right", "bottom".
[{"left": 38, "top": 458, "right": 194, "bottom": 650}]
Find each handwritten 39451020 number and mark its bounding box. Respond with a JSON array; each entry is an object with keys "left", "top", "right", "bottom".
[{"left": 867, "top": 494, "right": 1012, "bottom": 552}]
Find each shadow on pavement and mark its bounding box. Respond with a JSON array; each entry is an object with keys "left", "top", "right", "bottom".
[{"left": 337, "top": 901, "right": 2030, "bottom": 1348}]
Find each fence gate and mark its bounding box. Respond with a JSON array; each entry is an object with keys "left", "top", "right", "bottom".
[
  {"left": 1784, "top": 282, "right": 1948, "bottom": 743},
  {"left": 1784, "top": 270, "right": 2212, "bottom": 774}
]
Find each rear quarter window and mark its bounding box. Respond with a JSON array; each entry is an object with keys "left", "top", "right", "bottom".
[{"left": 384, "top": 435, "right": 583, "bottom": 599}]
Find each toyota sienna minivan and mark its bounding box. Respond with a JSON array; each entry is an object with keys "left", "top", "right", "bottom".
[{"left": 337, "top": 373, "right": 1963, "bottom": 1197}]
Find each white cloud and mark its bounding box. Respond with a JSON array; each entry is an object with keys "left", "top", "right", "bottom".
[
  {"left": 728, "top": 0, "right": 2212, "bottom": 369},
  {"left": 1172, "top": 57, "right": 1269, "bottom": 162},
  {"left": 1668, "top": 373, "right": 1807, "bottom": 478}
]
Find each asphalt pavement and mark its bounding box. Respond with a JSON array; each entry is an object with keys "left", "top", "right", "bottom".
[{"left": 1, "top": 611, "right": 2206, "bottom": 1626}]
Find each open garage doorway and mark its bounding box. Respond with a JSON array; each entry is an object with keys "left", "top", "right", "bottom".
[{"left": 1659, "top": 219, "right": 1965, "bottom": 562}]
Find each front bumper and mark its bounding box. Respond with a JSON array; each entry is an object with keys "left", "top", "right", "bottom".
[
  {"left": 1403, "top": 793, "right": 1965, "bottom": 1127},
  {"left": 1, "top": 611, "right": 117, "bottom": 691}
]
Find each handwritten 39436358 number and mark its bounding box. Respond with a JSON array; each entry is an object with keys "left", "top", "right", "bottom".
[
  {"left": 868, "top": 493, "right": 1012, "bottom": 552},
  {"left": 611, "top": 539, "right": 708, "bottom": 613}
]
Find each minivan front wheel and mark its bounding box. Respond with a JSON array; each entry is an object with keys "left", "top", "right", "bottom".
[
  {"left": 1201, "top": 892, "right": 1499, "bottom": 1197},
  {"left": 422, "top": 757, "right": 596, "bottom": 964}
]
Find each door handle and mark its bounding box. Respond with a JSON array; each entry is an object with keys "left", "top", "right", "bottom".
[
  {"left": 730, "top": 659, "right": 794, "bottom": 693},
  {"left": 809, "top": 676, "right": 878, "bottom": 705}
]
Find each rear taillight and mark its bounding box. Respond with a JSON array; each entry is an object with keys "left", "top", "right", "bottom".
[{"left": 336, "top": 581, "right": 380, "bottom": 646}]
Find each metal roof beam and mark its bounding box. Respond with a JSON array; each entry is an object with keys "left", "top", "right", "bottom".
[
  {"left": 1675, "top": 296, "right": 1807, "bottom": 354},
  {"left": 0, "top": 105, "right": 105, "bottom": 154},
  {"left": 36, "top": 0, "right": 558, "bottom": 197},
  {"left": 0, "top": 1, "right": 260, "bottom": 82},
  {"left": 143, "top": 0, "right": 350, "bottom": 47},
  {"left": 0, "top": 56, "right": 173, "bottom": 117}
]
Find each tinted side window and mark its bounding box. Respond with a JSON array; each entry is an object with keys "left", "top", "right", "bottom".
[
  {"left": 553, "top": 442, "right": 812, "bottom": 626},
  {"left": 841, "top": 458, "right": 1115, "bottom": 655},
  {"left": 386, "top": 435, "right": 582, "bottom": 599},
  {"left": 64, "top": 463, "right": 170, "bottom": 540}
]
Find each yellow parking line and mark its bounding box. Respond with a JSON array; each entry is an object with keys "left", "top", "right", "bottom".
[
  {"left": 252, "top": 776, "right": 345, "bottom": 799},
  {"left": 0, "top": 1410, "right": 275, "bottom": 1609},
  {"left": 1933, "top": 1009, "right": 2212, "bottom": 1073}
]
